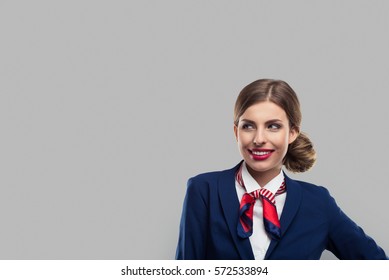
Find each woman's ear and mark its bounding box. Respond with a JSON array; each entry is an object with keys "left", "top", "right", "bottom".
[
  {"left": 233, "top": 124, "right": 238, "bottom": 142},
  {"left": 288, "top": 126, "right": 299, "bottom": 144}
]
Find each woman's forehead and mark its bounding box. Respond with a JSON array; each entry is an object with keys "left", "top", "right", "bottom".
[{"left": 240, "top": 101, "right": 288, "bottom": 121}]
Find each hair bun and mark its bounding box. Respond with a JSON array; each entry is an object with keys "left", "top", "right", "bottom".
[{"left": 284, "top": 132, "right": 316, "bottom": 173}]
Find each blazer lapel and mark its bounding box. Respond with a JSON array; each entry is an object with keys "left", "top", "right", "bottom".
[
  {"left": 265, "top": 174, "right": 303, "bottom": 259},
  {"left": 218, "top": 161, "right": 255, "bottom": 260}
]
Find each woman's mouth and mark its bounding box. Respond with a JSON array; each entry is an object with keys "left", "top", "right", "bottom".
[{"left": 249, "top": 149, "right": 274, "bottom": 160}]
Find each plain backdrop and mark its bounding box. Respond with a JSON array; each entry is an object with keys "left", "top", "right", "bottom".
[{"left": 1, "top": 0, "right": 388, "bottom": 260}]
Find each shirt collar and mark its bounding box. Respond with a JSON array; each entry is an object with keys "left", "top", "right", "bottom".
[{"left": 241, "top": 161, "right": 285, "bottom": 194}]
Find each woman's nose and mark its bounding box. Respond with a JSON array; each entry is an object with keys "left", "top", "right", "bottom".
[{"left": 253, "top": 129, "right": 266, "bottom": 146}]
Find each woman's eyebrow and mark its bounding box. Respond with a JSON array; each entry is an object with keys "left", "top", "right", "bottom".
[
  {"left": 241, "top": 118, "right": 283, "bottom": 123},
  {"left": 240, "top": 118, "right": 255, "bottom": 123},
  {"left": 266, "top": 119, "right": 283, "bottom": 123}
]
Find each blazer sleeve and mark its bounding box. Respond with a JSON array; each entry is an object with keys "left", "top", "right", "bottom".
[
  {"left": 325, "top": 190, "right": 388, "bottom": 259},
  {"left": 176, "top": 176, "right": 209, "bottom": 260}
]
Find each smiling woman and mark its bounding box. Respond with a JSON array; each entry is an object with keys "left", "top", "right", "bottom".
[
  {"left": 175, "top": 78, "right": 388, "bottom": 260},
  {"left": 234, "top": 101, "right": 298, "bottom": 187},
  {"left": 233, "top": 80, "right": 316, "bottom": 177}
]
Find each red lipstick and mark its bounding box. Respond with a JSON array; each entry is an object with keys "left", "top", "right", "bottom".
[{"left": 249, "top": 149, "right": 274, "bottom": 161}]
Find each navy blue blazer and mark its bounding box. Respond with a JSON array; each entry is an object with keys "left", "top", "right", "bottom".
[{"left": 176, "top": 162, "right": 387, "bottom": 260}]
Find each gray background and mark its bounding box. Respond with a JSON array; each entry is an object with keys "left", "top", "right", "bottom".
[{"left": 1, "top": 0, "right": 388, "bottom": 260}]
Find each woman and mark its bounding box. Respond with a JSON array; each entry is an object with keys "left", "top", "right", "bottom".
[{"left": 175, "top": 79, "right": 387, "bottom": 260}]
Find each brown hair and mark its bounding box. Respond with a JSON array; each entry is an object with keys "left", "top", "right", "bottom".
[{"left": 234, "top": 79, "right": 316, "bottom": 172}]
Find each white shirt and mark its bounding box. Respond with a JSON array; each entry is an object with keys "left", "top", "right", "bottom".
[{"left": 235, "top": 162, "right": 287, "bottom": 260}]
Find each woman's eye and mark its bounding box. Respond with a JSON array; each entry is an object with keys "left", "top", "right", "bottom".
[
  {"left": 268, "top": 124, "right": 281, "bottom": 130},
  {"left": 242, "top": 123, "right": 254, "bottom": 130}
]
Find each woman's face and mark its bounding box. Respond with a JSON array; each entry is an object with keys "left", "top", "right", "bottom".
[{"left": 234, "top": 101, "right": 298, "bottom": 186}]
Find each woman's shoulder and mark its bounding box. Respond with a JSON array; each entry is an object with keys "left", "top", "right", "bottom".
[
  {"left": 286, "top": 176, "right": 337, "bottom": 211},
  {"left": 183, "top": 164, "right": 239, "bottom": 198},
  {"left": 286, "top": 176, "right": 333, "bottom": 197}
]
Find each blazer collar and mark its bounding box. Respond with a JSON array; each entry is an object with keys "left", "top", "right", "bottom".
[
  {"left": 218, "top": 161, "right": 255, "bottom": 260},
  {"left": 218, "top": 163, "right": 303, "bottom": 260},
  {"left": 264, "top": 172, "right": 303, "bottom": 259}
]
